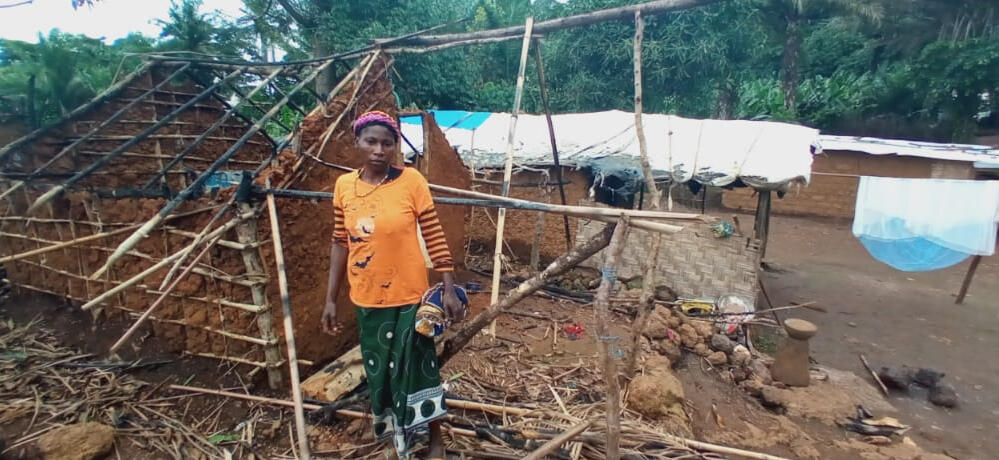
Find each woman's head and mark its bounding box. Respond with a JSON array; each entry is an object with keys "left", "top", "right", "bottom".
[{"left": 352, "top": 111, "right": 400, "bottom": 172}]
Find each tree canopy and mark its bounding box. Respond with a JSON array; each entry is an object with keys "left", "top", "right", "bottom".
[{"left": 1, "top": 0, "right": 996, "bottom": 141}]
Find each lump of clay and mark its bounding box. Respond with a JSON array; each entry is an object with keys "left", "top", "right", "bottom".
[
  {"left": 37, "top": 422, "right": 114, "bottom": 460},
  {"left": 627, "top": 367, "right": 686, "bottom": 420},
  {"left": 707, "top": 351, "right": 728, "bottom": 366}
]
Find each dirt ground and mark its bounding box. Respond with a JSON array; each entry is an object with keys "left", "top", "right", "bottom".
[
  {"left": 2, "top": 211, "right": 995, "bottom": 459},
  {"left": 756, "top": 212, "right": 999, "bottom": 459}
]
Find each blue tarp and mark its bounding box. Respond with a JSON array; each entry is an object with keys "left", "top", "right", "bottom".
[{"left": 399, "top": 110, "right": 491, "bottom": 130}]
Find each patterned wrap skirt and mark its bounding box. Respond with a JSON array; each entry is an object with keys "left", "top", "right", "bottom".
[{"left": 356, "top": 304, "right": 447, "bottom": 458}]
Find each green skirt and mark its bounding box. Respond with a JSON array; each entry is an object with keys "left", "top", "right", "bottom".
[{"left": 357, "top": 304, "right": 447, "bottom": 457}]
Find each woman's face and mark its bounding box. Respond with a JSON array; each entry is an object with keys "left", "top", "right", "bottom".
[{"left": 355, "top": 124, "right": 398, "bottom": 171}]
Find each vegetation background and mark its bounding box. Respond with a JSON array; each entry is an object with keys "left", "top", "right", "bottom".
[{"left": 1, "top": 0, "right": 996, "bottom": 142}]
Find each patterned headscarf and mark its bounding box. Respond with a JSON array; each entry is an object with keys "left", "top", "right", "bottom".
[{"left": 352, "top": 110, "right": 399, "bottom": 140}]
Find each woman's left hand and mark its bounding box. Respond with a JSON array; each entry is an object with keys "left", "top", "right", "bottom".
[{"left": 442, "top": 285, "right": 466, "bottom": 323}]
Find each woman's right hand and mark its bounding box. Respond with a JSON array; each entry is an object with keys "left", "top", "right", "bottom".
[{"left": 321, "top": 299, "right": 343, "bottom": 335}]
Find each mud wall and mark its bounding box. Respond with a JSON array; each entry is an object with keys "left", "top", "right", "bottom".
[
  {"left": 1, "top": 64, "right": 276, "bottom": 364},
  {"left": 466, "top": 167, "right": 592, "bottom": 264}
]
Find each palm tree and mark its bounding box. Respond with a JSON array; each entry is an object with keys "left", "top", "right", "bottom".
[{"left": 756, "top": 0, "right": 884, "bottom": 117}]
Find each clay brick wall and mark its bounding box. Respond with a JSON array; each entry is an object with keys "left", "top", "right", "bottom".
[
  {"left": 576, "top": 204, "right": 759, "bottom": 301},
  {"left": 722, "top": 151, "right": 974, "bottom": 219}
]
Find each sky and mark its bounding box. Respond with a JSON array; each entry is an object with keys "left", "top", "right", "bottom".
[{"left": 0, "top": 0, "right": 247, "bottom": 43}]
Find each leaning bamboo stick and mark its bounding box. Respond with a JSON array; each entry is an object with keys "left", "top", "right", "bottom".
[
  {"left": 521, "top": 419, "right": 593, "bottom": 460},
  {"left": 265, "top": 184, "right": 311, "bottom": 460},
  {"left": 490, "top": 17, "right": 535, "bottom": 337},
  {"left": 532, "top": 40, "right": 573, "bottom": 249},
  {"left": 80, "top": 215, "right": 243, "bottom": 310},
  {"left": 27, "top": 67, "right": 247, "bottom": 215},
  {"left": 108, "top": 230, "right": 227, "bottom": 354},
  {"left": 592, "top": 217, "right": 630, "bottom": 460},
  {"left": 93, "top": 60, "right": 333, "bottom": 279},
  {"left": 440, "top": 223, "right": 615, "bottom": 364},
  {"left": 624, "top": 11, "right": 665, "bottom": 379},
  {"left": 158, "top": 203, "right": 232, "bottom": 290}
]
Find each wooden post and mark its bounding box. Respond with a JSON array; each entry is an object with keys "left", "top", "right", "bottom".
[
  {"left": 489, "top": 17, "right": 535, "bottom": 337},
  {"left": 265, "top": 186, "right": 311, "bottom": 459},
  {"left": 529, "top": 187, "right": 549, "bottom": 271},
  {"left": 754, "top": 190, "right": 772, "bottom": 260},
  {"left": 623, "top": 11, "right": 665, "bottom": 378},
  {"left": 532, "top": 40, "right": 573, "bottom": 249},
  {"left": 421, "top": 111, "right": 434, "bottom": 176},
  {"left": 592, "top": 217, "right": 630, "bottom": 460},
  {"left": 235, "top": 202, "right": 283, "bottom": 389},
  {"left": 955, "top": 255, "right": 983, "bottom": 304}
]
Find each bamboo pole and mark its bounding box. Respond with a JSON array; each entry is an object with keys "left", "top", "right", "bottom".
[
  {"left": 108, "top": 229, "right": 227, "bottom": 355},
  {"left": 380, "top": 0, "right": 722, "bottom": 47},
  {"left": 0, "top": 62, "right": 153, "bottom": 161},
  {"left": 92, "top": 60, "right": 333, "bottom": 279},
  {"left": 235, "top": 201, "right": 283, "bottom": 389},
  {"left": 521, "top": 420, "right": 593, "bottom": 460},
  {"left": 490, "top": 17, "right": 535, "bottom": 337},
  {"left": 265, "top": 184, "right": 311, "bottom": 459},
  {"left": 440, "top": 223, "right": 615, "bottom": 364},
  {"left": 158, "top": 202, "right": 232, "bottom": 290},
  {"left": 532, "top": 40, "right": 573, "bottom": 249},
  {"left": 79, "top": 215, "right": 244, "bottom": 311},
  {"left": 258, "top": 182, "right": 689, "bottom": 234},
  {"left": 141, "top": 64, "right": 280, "bottom": 189},
  {"left": 624, "top": 11, "right": 665, "bottom": 379},
  {"left": 26, "top": 68, "right": 247, "bottom": 215},
  {"left": 117, "top": 309, "right": 276, "bottom": 346},
  {"left": 26, "top": 63, "right": 191, "bottom": 179},
  {"left": 592, "top": 217, "right": 630, "bottom": 460}
]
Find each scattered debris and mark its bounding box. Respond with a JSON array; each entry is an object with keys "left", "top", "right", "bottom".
[
  {"left": 928, "top": 384, "right": 959, "bottom": 408},
  {"left": 562, "top": 322, "right": 584, "bottom": 340},
  {"left": 842, "top": 406, "right": 911, "bottom": 438}
]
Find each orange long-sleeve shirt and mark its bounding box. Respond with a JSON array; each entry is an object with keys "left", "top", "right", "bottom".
[{"left": 332, "top": 166, "right": 453, "bottom": 308}]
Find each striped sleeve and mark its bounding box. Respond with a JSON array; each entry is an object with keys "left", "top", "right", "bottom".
[
  {"left": 332, "top": 178, "right": 348, "bottom": 247},
  {"left": 412, "top": 173, "right": 453, "bottom": 271}
]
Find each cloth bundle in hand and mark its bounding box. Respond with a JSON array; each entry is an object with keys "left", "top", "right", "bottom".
[{"left": 415, "top": 282, "right": 469, "bottom": 338}]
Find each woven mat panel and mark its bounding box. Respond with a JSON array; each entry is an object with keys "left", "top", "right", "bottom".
[{"left": 577, "top": 215, "right": 759, "bottom": 301}]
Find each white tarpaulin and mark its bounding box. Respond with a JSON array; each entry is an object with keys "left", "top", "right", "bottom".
[{"left": 400, "top": 110, "right": 819, "bottom": 191}]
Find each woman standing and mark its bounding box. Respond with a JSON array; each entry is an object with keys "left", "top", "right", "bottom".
[{"left": 322, "top": 111, "right": 464, "bottom": 459}]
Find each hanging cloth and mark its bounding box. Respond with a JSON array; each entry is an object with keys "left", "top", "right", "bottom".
[{"left": 852, "top": 177, "right": 999, "bottom": 272}]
